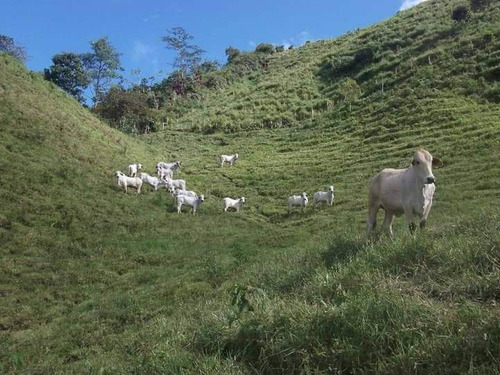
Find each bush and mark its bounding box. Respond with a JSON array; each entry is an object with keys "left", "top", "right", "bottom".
[
  {"left": 452, "top": 5, "right": 471, "bottom": 22},
  {"left": 470, "top": 0, "right": 493, "bottom": 11},
  {"left": 255, "top": 43, "right": 275, "bottom": 54}
]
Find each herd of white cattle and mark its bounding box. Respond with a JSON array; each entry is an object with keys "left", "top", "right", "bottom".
[
  {"left": 115, "top": 148, "right": 443, "bottom": 237},
  {"left": 114, "top": 153, "right": 335, "bottom": 216}
]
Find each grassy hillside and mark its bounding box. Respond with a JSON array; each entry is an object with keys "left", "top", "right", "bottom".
[
  {"left": 162, "top": 0, "right": 500, "bottom": 133},
  {"left": 2, "top": 0, "right": 500, "bottom": 373}
]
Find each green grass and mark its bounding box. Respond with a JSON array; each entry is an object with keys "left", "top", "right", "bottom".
[{"left": 1, "top": 0, "right": 500, "bottom": 372}]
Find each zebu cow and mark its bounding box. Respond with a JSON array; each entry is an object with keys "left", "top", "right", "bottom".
[{"left": 366, "top": 149, "right": 443, "bottom": 237}]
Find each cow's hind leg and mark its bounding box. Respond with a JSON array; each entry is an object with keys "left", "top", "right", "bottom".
[
  {"left": 366, "top": 204, "right": 378, "bottom": 238},
  {"left": 382, "top": 211, "right": 395, "bottom": 237}
]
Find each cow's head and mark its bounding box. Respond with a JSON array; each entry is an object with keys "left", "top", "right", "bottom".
[
  {"left": 240, "top": 197, "right": 246, "bottom": 203},
  {"left": 411, "top": 149, "right": 443, "bottom": 184}
]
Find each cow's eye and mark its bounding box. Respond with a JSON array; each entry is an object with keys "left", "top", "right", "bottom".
[{"left": 412, "top": 159, "right": 420, "bottom": 166}]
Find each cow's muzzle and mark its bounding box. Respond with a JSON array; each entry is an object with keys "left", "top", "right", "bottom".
[{"left": 426, "top": 177, "right": 435, "bottom": 184}]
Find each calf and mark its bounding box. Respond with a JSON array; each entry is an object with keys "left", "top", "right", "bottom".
[
  {"left": 128, "top": 163, "right": 142, "bottom": 177},
  {"left": 222, "top": 197, "right": 246, "bottom": 212},
  {"left": 288, "top": 192, "right": 308, "bottom": 214},
  {"left": 313, "top": 186, "right": 335, "bottom": 209},
  {"left": 219, "top": 154, "right": 239, "bottom": 167}
]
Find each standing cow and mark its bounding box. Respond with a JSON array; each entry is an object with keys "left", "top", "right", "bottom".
[{"left": 366, "top": 149, "right": 443, "bottom": 237}]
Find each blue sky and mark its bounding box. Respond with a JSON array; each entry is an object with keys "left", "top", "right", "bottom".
[{"left": 2, "top": 0, "right": 427, "bottom": 85}]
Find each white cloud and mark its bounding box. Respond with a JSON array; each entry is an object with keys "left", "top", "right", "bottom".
[
  {"left": 132, "top": 41, "right": 154, "bottom": 61},
  {"left": 142, "top": 14, "right": 160, "bottom": 23},
  {"left": 276, "top": 30, "right": 313, "bottom": 49},
  {"left": 400, "top": 0, "right": 429, "bottom": 11}
]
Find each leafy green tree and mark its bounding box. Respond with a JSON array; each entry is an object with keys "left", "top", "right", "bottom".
[
  {"left": 338, "top": 78, "right": 361, "bottom": 112},
  {"left": 0, "top": 35, "right": 27, "bottom": 62},
  {"left": 44, "top": 53, "right": 89, "bottom": 103},
  {"left": 162, "top": 27, "right": 205, "bottom": 75},
  {"left": 81, "top": 37, "right": 122, "bottom": 104}
]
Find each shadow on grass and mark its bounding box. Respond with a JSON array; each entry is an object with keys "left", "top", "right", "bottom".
[{"left": 321, "top": 235, "right": 365, "bottom": 268}]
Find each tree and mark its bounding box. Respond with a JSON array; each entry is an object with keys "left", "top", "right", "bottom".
[
  {"left": 338, "top": 78, "right": 361, "bottom": 112},
  {"left": 44, "top": 53, "right": 89, "bottom": 103},
  {"left": 161, "top": 27, "right": 205, "bottom": 75},
  {"left": 0, "top": 35, "right": 27, "bottom": 62},
  {"left": 81, "top": 37, "right": 122, "bottom": 104},
  {"left": 225, "top": 46, "right": 240, "bottom": 64}
]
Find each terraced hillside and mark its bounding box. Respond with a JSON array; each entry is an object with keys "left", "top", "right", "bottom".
[
  {"left": 1, "top": 0, "right": 500, "bottom": 373},
  {"left": 163, "top": 0, "right": 499, "bottom": 133}
]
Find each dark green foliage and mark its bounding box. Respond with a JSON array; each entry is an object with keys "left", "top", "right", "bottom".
[
  {"left": 95, "top": 86, "right": 154, "bottom": 134},
  {"left": 44, "top": 52, "right": 89, "bottom": 103},
  {"left": 470, "top": 0, "right": 494, "bottom": 11},
  {"left": 0, "top": 34, "right": 27, "bottom": 62},
  {"left": 452, "top": 5, "right": 472, "bottom": 22},
  {"left": 255, "top": 43, "right": 275, "bottom": 54},
  {"left": 225, "top": 46, "right": 240, "bottom": 64}
]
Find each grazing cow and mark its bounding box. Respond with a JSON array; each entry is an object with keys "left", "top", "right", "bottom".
[
  {"left": 366, "top": 149, "right": 443, "bottom": 237},
  {"left": 219, "top": 154, "right": 239, "bottom": 167}
]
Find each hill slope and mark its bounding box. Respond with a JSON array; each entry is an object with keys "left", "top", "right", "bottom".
[
  {"left": 163, "top": 0, "right": 499, "bottom": 133},
  {"left": 2, "top": 0, "right": 500, "bottom": 372}
]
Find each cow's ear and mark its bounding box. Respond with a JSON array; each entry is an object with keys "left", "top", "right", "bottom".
[{"left": 432, "top": 157, "right": 444, "bottom": 168}]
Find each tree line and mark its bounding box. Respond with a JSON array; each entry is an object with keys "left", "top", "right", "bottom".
[{"left": 1, "top": 28, "right": 294, "bottom": 134}]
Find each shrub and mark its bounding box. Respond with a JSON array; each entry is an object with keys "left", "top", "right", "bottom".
[
  {"left": 255, "top": 43, "right": 275, "bottom": 54},
  {"left": 452, "top": 5, "right": 471, "bottom": 22},
  {"left": 470, "top": 0, "right": 493, "bottom": 11}
]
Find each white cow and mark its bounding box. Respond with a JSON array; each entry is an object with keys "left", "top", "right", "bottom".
[
  {"left": 175, "top": 194, "right": 205, "bottom": 214},
  {"left": 128, "top": 163, "right": 142, "bottom": 177},
  {"left": 165, "top": 178, "right": 187, "bottom": 192},
  {"left": 366, "top": 149, "right": 443, "bottom": 237},
  {"left": 219, "top": 153, "right": 239, "bottom": 167},
  {"left": 116, "top": 171, "right": 143, "bottom": 194},
  {"left": 139, "top": 172, "right": 167, "bottom": 191},
  {"left": 288, "top": 192, "right": 308, "bottom": 214},
  {"left": 172, "top": 188, "right": 198, "bottom": 198},
  {"left": 313, "top": 186, "right": 335, "bottom": 209},
  {"left": 156, "top": 161, "right": 181, "bottom": 173},
  {"left": 222, "top": 197, "right": 246, "bottom": 212},
  {"left": 156, "top": 161, "right": 180, "bottom": 180},
  {"left": 156, "top": 166, "right": 173, "bottom": 180}
]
